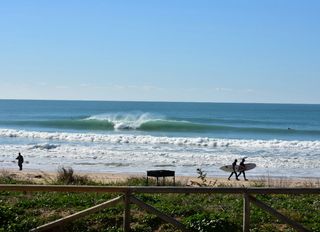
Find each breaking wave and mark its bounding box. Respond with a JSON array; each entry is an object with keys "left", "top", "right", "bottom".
[
  {"left": 1, "top": 128, "right": 320, "bottom": 150},
  {"left": 1, "top": 112, "right": 320, "bottom": 136},
  {"left": 85, "top": 112, "right": 162, "bottom": 130}
]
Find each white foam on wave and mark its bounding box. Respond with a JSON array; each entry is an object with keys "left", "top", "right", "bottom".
[
  {"left": 1, "top": 140, "right": 320, "bottom": 177},
  {"left": 1, "top": 128, "right": 320, "bottom": 177},
  {"left": 85, "top": 112, "right": 163, "bottom": 130},
  {"left": 1, "top": 128, "right": 320, "bottom": 150}
]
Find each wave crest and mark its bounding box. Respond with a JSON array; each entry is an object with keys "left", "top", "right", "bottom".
[
  {"left": 2, "top": 111, "right": 320, "bottom": 136},
  {"left": 85, "top": 112, "right": 165, "bottom": 130},
  {"left": 1, "top": 128, "right": 320, "bottom": 150}
]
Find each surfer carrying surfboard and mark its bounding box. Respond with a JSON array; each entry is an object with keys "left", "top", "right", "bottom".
[
  {"left": 220, "top": 158, "right": 255, "bottom": 180},
  {"left": 228, "top": 159, "right": 239, "bottom": 181},
  {"left": 237, "top": 158, "right": 248, "bottom": 181}
]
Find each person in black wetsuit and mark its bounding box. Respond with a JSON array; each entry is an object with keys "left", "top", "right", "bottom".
[
  {"left": 228, "top": 159, "right": 239, "bottom": 180},
  {"left": 237, "top": 158, "right": 248, "bottom": 181},
  {"left": 16, "top": 152, "right": 24, "bottom": 171}
]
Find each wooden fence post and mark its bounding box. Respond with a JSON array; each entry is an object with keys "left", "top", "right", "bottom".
[
  {"left": 130, "top": 195, "right": 189, "bottom": 232},
  {"left": 243, "top": 193, "right": 250, "bottom": 232},
  {"left": 123, "top": 190, "right": 131, "bottom": 232}
]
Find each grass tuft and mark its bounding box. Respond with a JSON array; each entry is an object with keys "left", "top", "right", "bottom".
[{"left": 56, "top": 166, "right": 93, "bottom": 185}]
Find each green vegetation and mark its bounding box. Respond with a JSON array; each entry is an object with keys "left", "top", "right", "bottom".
[
  {"left": 0, "top": 169, "right": 319, "bottom": 232},
  {"left": 56, "top": 166, "right": 95, "bottom": 185}
]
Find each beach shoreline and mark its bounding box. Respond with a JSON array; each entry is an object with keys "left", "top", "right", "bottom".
[
  {"left": 1, "top": 101, "right": 320, "bottom": 180},
  {"left": 2, "top": 168, "right": 319, "bottom": 188}
]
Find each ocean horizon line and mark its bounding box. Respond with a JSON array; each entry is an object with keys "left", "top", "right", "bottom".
[{"left": 1, "top": 98, "right": 319, "bottom": 106}]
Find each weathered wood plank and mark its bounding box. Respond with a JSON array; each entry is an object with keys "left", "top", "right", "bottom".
[
  {"left": 0, "top": 185, "right": 319, "bottom": 195},
  {"left": 0, "top": 184, "right": 130, "bottom": 193},
  {"left": 132, "top": 187, "right": 320, "bottom": 194},
  {"left": 243, "top": 193, "right": 250, "bottom": 232},
  {"left": 249, "top": 195, "right": 311, "bottom": 232},
  {"left": 130, "top": 195, "right": 190, "bottom": 232},
  {"left": 123, "top": 191, "right": 131, "bottom": 232},
  {"left": 30, "top": 196, "right": 123, "bottom": 232}
]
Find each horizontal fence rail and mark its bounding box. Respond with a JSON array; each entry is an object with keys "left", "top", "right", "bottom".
[
  {"left": 0, "top": 184, "right": 319, "bottom": 232},
  {"left": 1, "top": 184, "right": 320, "bottom": 194}
]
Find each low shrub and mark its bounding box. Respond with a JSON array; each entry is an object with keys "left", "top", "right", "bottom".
[
  {"left": 184, "top": 213, "right": 239, "bottom": 232},
  {"left": 56, "top": 167, "right": 92, "bottom": 185}
]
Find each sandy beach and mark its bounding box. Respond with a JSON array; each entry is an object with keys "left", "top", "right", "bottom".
[{"left": 2, "top": 168, "right": 319, "bottom": 188}]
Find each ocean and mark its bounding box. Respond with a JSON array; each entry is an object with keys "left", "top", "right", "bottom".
[{"left": 0, "top": 100, "right": 319, "bottom": 178}]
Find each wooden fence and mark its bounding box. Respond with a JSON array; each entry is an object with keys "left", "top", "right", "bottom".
[{"left": 0, "top": 185, "right": 319, "bottom": 232}]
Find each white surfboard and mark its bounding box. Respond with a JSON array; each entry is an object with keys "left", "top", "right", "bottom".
[{"left": 220, "top": 163, "right": 256, "bottom": 172}]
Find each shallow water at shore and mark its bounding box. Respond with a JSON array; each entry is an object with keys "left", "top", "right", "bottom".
[{"left": 1, "top": 129, "right": 319, "bottom": 178}]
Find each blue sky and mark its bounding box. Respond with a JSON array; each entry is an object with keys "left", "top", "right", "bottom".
[{"left": 0, "top": 1, "right": 319, "bottom": 103}]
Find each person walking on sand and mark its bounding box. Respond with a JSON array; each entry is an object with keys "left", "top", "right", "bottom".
[
  {"left": 16, "top": 152, "right": 24, "bottom": 171},
  {"left": 237, "top": 158, "right": 248, "bottom": 181},
  {"left": 228, "top": 159, "right": 239, "bottom": 180}
]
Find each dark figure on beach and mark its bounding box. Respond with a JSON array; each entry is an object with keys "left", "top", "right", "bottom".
[
  {"left": 16, "top": 152, "right": 24, "bottom": 171},
  {"left": 228, "top": 159, "right": 239, "bottom": 180},
  {"left": 237, "top": 158, "right": 248, "bottom": 181}
]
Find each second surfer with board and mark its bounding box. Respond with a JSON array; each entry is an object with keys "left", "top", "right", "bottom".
[{"left": 237, "top": 158, "right": 248, "bottom": 181}]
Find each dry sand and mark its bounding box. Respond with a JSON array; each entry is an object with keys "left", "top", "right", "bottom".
[{"left": 2, "top": 168, "right": 319, "bottom": 188}]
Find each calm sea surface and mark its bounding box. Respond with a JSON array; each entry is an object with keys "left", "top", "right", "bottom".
[{"left": 0, "top": 100, "right": 319, "bottom": 177}]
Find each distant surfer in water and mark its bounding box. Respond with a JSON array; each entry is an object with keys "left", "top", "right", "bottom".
[
  {"left": 228, "top": 159, "right": 239, "bottom": 180},
  {"left": 237, "top": 158, "right": 248, "bottom": 181},
  {"left": 16, "top": 152, "right": 24, "bottom": 171}
]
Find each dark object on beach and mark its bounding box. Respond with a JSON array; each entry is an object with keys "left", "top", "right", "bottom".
[
  {"left": 237, "top": 158, "right": 248, "bottom": 181},
  {"left": 147, "top": 170, "right": 175, "bottom": 186},
  {"left": 228, "top": 159, "right": 239, "bottom": 181},
  {"left": 16, "top": 152, "right": 24, "bottom": 171}
]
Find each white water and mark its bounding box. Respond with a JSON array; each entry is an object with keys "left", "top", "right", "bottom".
[{"left": 1, "top": 128, "right": 320, "bottom": 177}]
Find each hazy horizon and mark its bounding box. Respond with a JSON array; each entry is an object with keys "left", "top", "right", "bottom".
[{"left": 1, "top": 98, "right": 319, "bottom": 105}]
